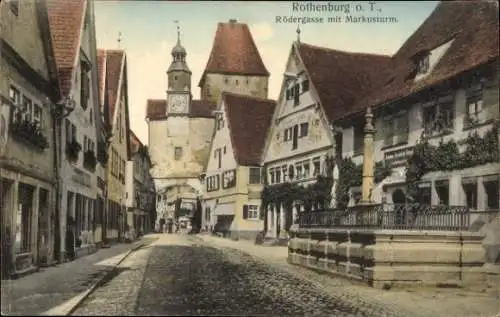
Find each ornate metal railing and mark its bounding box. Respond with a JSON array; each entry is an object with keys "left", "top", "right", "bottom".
[{"left": 298, "top": 203, "right": 473, "bottom": 231}]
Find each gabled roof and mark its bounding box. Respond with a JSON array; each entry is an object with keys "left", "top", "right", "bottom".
[
  {"left": 104, "top": 50, "right": 124, "bottom": 125},
  {"left": 296, "top": 42, "right": 391, "bottom": 123},
  {"left": 46, "top": 0, "right": 86, "bottom": 98},
  {"left": 351, "top": 0, "right": 499, "bottom": 117},
  {"left": 198, "top": 20, "right": 269, "bottom": 86},
  {"left": 129, "top": 130, "right": 142, "bottom": 154},
  {"left": 223, "top": 92, "right": 276, "bottom": 166},
  {"left": 145, "top": 99, "right": 216, "bottom": 120}
]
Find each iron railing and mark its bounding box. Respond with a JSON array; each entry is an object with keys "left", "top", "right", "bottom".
[{"left": 298, "top": 203, "right": 476, "bottom": 231}]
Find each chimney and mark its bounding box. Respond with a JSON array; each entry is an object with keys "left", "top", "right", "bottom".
[{"left": 229, "top": 19, "right": 237, "bottom": 23}]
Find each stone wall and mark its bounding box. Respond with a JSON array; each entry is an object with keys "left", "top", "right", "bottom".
[{"left": 288, "top": 226, "right": 486, "bottom": 289}]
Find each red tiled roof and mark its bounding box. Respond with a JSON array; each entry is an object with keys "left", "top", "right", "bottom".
[
  {"left": 297, "top": 43, "right": 391, "bottom": 122},
  {"left": 129, "top": 130, "right": 142, "bottom": 154},
  {"left": 223, "top": 92, "right": 276, "bottom": 166},
  {"left": 46, "top": 0, "right": 86, "bottom": 98},
  {"left": 199, "top": 21, "right": 269, "bottom": 86},
  {"left": 145, "top": 99, "right": 216, "bottom": 120},
  {"left": 351, "top": 0, "right": 499, "bottom": 117},
  {"left": 104, "top": 50, "right": 124, "bottom": 124}
]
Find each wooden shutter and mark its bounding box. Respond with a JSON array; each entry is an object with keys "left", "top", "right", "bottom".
[{"left": 242, "top": 205, "right": 248, "bottom": 219}]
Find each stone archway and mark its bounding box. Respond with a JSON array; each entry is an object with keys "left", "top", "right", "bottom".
[{"left": 392, "top": 189, "right": 406, "bottom": 204}]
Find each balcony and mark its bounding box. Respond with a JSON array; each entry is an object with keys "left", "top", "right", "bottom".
[
  {"left": 384, "top": 145, "right": 414, "bottom": 168},
  {"left": 10, "top": 120, "right": 49, "bottom": 151}
]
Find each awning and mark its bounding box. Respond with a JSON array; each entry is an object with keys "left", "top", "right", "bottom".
[{"left": 213, "top": 203, "right": 235, "bottom": 216}]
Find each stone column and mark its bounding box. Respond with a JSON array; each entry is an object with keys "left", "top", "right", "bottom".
[
  {"left": 273, "top": 206, "right": 278, "bottom": 238},
  {"left": 361, "top": 106, "right": 376, "bottom": 204},
  {"left": 280, "top": 205, "right": 286, "bottom": 238}
]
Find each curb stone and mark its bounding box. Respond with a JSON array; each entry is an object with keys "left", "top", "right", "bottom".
[{"left": 40, "top": 242, "right": 148, "bottom": 316}]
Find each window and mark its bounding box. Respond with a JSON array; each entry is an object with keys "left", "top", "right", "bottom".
[
  {"left": 235, "top": 79, "right": 239, "bottom": 86},
  {"left": 292, "top": 124, "right": 298, "bottom": 150},
  {"left": 80, "top": 61, "right": 90, "bottom": 110},
  {"left": 462, "top": 182, "right": 478, "bottom": 210},
  {"left": 89, "top": 109, "right": 93, "bottom": 124},
  {"left": 223, "top": 146, "right": 226, "bottom": 154},
  {"left": 435, "top": 180, "right": 449, "bottom": 205},
  {"left": 10, "top": 0, "right": 19, "bottom": 16},
  {"left": 174, "top": 147, "right": 183, "bottom": 160},
  {"left": 71, "top": 124, "right": 77, "bottom": 142},
  {"left": 465, "top": 82, "right": 484, "bottom": 126},
  {"left": 206, "top": 175, "right": 220, "bottom": 192},
  {"left": 301, "top": 80, "right": 309, "bottom": 93},
  {"left": 275, "top": 169, "right": 281, "bottom": 183},
  {"left": 217, "top": 148, "right": 222, "bottom": 169},
  {"left": 281, "top": 165, "right": 288, "bottom": 182},
  {"left": 423, "top": 100, "right": 454, "bottom": 136},
  {"left": 303, "top": 162, "right": 310, "bottom": 178},
  {"left": 269, "top": 169, "right": 276, "bottom": 184},
  {"left": 284, "top": 128, "right": 292, "bottom": 141},
  {"left": 299, "top": 122, "right": 309, "bottom": 138},
  {"left": 415, "top": 182, "right": 432, "bottom": 205},
  {"left": 484, "top": 179, "right": 499, "bottom": 210},
  {"left": 33, "top": 104, "right": 42, "bottom": 126},
  {"left": 293, "top": 83, "right": 300, "bottom": 106},
  {"left": 222, "top": 169, "right": 236, "bottom": 189},
  {"left": 249, "top": 167, "right": 261, "bottom": 184},
  {"left": 353, "top": 123, "right": 364, "bottom": 155},
  {"left": 295, "top": 164, "right": 302, "bottom": 180},
  {"left": 224, "top": 77, "right": 229, "bottom": 85},
  {"left": 23, "top": 96, "right": 33, "bottom": 122},
  {"left": 384, "top": 112, "right": 409, "bottom": 147},
  {"left": 312, "top": 157, "right": 321, "bottom": 176},
  {"left": 417, "top": 54, "right": 430, "bottom": 75},
  {"left": 243, "top": 205, "right": 259, "bottom": 220}
]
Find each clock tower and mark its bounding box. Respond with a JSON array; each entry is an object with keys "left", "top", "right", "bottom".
[{"left": 167, "top": 23, "right": 191, "bottom": 115}]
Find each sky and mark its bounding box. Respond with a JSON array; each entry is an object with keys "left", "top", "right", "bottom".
[{"left": 94, "top": 0, "right": 439, "bottom": 145}]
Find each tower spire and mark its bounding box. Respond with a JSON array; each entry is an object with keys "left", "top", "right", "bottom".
[
  {"left": 117, "top": 31, "right": 123, "bottom": 49},
  {"left": 296, "top": 24, "right": 301, "bottom": 43},
  {"left": 174, "top": 20, "right": 181, "bottom": 44}
]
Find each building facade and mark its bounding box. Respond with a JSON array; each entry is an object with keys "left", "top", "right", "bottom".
[
  {"left": 101, "top": 50, "right": 132, "bottom": 243},
  {"left": 335, "top": 1, "right": 499, "bottom": 214},
  {"left": 261, "top": 41, "right": 390, "bottom": 239},
  {"left": 204, "top": 93, "right": 275, "bottom": 240},
  {"left": 146, "top": 33, "right": 215, "bottom": 225},
  {"left": 126, "top": 131, "right": 155, "bottom": 239},
  {"left": 47, "top": 0, "right": 101, "bottom": 260},
  {"left": 198, "top": 19, "right": 270, "bottom": 104},
  {"left": 0, "top": 0, "right": 59, "bottom": 276}
]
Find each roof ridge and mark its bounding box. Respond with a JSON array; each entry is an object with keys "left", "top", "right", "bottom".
[
  {"left": 298, "top": 42, "right": 392, "bottom": 58},
  {"left": 222, "top": 91, "right": 276, "bottom": 103}
]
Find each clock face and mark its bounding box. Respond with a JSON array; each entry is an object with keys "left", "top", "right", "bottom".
[{"left": 170, "top": 95, "right": 188, "bottom": 113}]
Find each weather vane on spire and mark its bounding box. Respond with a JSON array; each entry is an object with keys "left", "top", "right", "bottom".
[
  {"left": 117, "top": 32, "right": 123, "bottom": 49},
  {"left": 296, "top": 24, "right": 301, "bottom": 43},
  {"left": 174, "top": 20, "right": 181, "bottom": 44}
]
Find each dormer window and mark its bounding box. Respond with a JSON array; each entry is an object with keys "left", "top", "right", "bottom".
[
  {"left": 417, "top": 54, "right": 430, "bottom": 75},
  {"left": 80, "top": 60, "right": 91, "bottom": 110}
]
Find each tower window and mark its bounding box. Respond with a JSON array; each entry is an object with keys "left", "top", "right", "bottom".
[
  {"left": 224, "top": 77, "right": 229, "bottom": 84},
  {"left": 174, "top": 76, "right": 178, "bottom": 80},
  {"left": 235, "top": 80, "right": 239, "bottom": 86}
]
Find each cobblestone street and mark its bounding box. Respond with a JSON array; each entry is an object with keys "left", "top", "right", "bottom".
[
  {"left": 0, "top": 236, "right": 157, "bottom": 316},
  {"left": 72, "top": 234, "right": 500, "bottom": 317}
]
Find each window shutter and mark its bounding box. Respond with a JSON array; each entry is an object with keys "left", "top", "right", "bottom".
[{"left": 242, "top": 205, "right": 248, "bottom": 219}]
